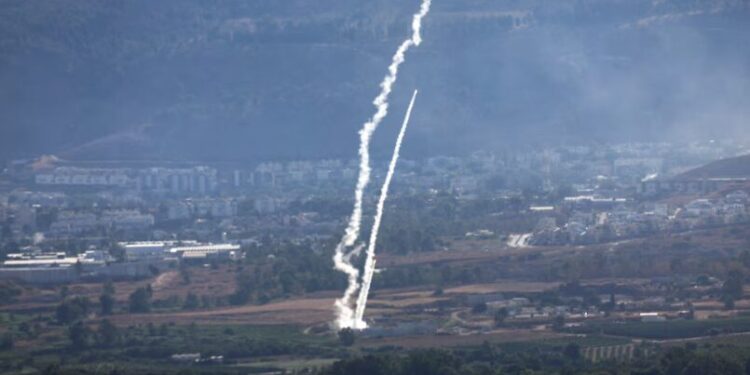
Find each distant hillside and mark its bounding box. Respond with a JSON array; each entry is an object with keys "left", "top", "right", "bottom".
[
  {"left": 677, "top": 154, "right": 750, "bottom": 179},
  {"left": 1, "top": 0, "right": 749, "bottom": 162}
]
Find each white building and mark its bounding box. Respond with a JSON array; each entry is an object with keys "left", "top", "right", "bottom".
[
  {"left": 78, "top": 250, "right": 112, "bottom": 264},
  {"left": 640, "top": 312, "right": 666, "bottom": 323},
  {"left": 36, "top": 167, "right": 132, "bottom": 187},
  {"left": 120, "top": 242, "right": 168, "bottom": 262},
  {"left": 2, "top": 252, "right": 77, "bottom": 268},
  {"left": 169, "top": 243, "right": 241, "bottom": 261}
]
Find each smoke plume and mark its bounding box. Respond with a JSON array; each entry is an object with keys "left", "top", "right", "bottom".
[
  {"left": 353, "top": 90, "right": 419, "bottom": 329},
  {"left": 333, "top": 0, "right": 432, "bottom": 329}
]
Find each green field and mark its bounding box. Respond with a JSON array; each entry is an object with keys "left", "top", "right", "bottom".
[
  {"left": 0, "top": 323, "right": 341, "bottom": 374},
  {"left": 568, "top": 317, "right": 750, "bottom": 340}
]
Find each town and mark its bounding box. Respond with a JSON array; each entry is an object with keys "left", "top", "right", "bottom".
[
  {"left": 2, "top": 140, "right": 750, "bottom": 373},
  {"left": 2, "top": 140, "right": 747, "bottom": 265}
]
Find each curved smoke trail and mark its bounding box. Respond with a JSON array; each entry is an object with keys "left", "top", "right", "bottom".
[
  {"left": 353, "top": 90, "right": 419, "bottom": 329},
  {"left": 333, "top": 0, "right": 432, "bottom": 329}
]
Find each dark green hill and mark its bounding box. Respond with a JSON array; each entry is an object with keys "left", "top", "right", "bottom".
[{"left": 1, "top": 0, "right": 748, "bottom": 162}]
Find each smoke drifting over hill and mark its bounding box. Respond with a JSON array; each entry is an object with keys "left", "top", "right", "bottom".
[{"left": 0, "top": 0, "right": 748, "bottom": 162}]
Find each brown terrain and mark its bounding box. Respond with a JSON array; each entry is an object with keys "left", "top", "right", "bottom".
[
  {"left": 3, "top": 222, "right": 749, "bottom": 352},
  {"left": 676, "top": 154, "right": 750, "bottom": 180}
]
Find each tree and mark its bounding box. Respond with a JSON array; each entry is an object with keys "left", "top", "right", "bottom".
[
  {"left": 147, "top": 322, "right": 157, "bottom": 336},
  {"left": 0, "top": 333, "right": 13, "bottom": 351},
  {"left": 723, "top": 296, "right": 736, "bottom": 310},
  {"left": 563, "top": 343, "right": 581, "bottom": 361},
  {"left": 100, "top": 293, "right": 115, "bottom": 315},
  {"left": 229, "top": 289, "right": 250, "bottom": 306},
  {"left": 553, "top": 315, "right": 566, "bottom": 330},
  {"left": 325, "top": 354, "right": 399, "bottom": 375},
  {"left": 405, "top": 349, "right": 460, "bottom": 375},
  {"left": 471, "top": 302, "right": 488, "bottom": 314},
  {"left": 42, "top": 364, "right": 61, "bottom": 375},
  {"left": 722, "top": 270, "right": 744, "bottom": 302},
  {"left": 97, "top": 319, "right": 119, "bottom": 347},
  {"left": 661, "top": 347, "right": 694, "bottom": 375},
  {"left": 128, "top": 287, "right": 151, "bottom": 313},
  {"left": 99, "top": 280, "right": 115, "bottom": 315},
  {"left": 180, "top": 266, "right": 191, "bottom": 285},
  {"left": 740, "top": 250, "right": 750, "bottom": 268},
  {"left": 19, "top": 321, "right": 32, "bottom": 336},
  {"left": 696, "top": 274, "right": 712, "bottom": 286},
  {"left": 102, "top": 280, "right": 115, "bottom": 296},
  {"left": 682, "top": 353, "right": 743, "bottom": 375},
  {"left": 109, "top": 245, "right": 125, "bottom": 262},
  {"left": 200, "top": 295, "right": 213, "bottom": 308},
  {"left": 0, "top": 281, "right": 22, "bottom": 304},
  {"left": 338, "top": 328, "right": 356, "bottom": 347},
  {"left": 59, "top": 285, "right": 69, "bottom": 300},
  {"left": 159, "top": 323, "right": 169, "bottom": 336},
  {"left": 68, "top": 321, "right": 92, "bottom": 350},
  {"left": 601, "top": 293, "right": 616, "bottom": 313},
  {"left": 494, "top": 308, "right": 509, "bottom": 327},
  {"left": 183, "top": 292, "right": 200, "bottom": 310},
  {"left": 148, "top": 264, "right": 160, "bottom": 276},
  {"left": 56, "top": 296, "right": 91, "bottom": 324},
  {"left": 685, "top": 302, "right": 695, "bottom": 320}
]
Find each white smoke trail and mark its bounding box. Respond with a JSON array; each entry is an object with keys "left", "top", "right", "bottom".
[
  {"left": 333, "top": 0, "right": 432, "bottom": 329},
  {"left": 352, "top": 90, "right": 419, "bottom": 329},
  {"left": 332, "top": 243, "right": 362, "bottom": 327}
]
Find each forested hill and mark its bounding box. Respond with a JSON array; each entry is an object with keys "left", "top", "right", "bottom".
[{"left": 1, "top": 0, "right": 748, "bottom": 162}]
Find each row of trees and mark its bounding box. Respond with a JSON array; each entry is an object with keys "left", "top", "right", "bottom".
[
  {"left": 0, "top": 281, "right": 22, "bottom": 305},
  {"left": 230, "top": 240, "right": 346, "bottom": 305},
  {"left": 719, "top": 249, "right": 750, "bottom": 308},
  {"left": 68, "top": 320, "right": 120, "bottom": 350},
  {"left": 57, "top": 284, "right": 219, "bottom": 331},
  {"left": 319, "top": 344, "right": 750, "bottom": 375}
]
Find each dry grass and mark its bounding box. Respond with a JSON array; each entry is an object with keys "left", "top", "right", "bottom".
[
  {"left": 108, "top": 297, "right": 336, "bottom": 326},
  {"left": 445, "top": 281, "right": 560, "bottom": 294},
  {"left": 359, "top": 329, "right": 566, "bottom": 349},
  {"left": 0, "top": 264, "right": 240, "bottom": 313}
]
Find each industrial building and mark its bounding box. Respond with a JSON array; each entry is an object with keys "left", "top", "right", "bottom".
[
  {"left": 0, "top": 240, "right": 240, "bottom": 284},
  {"left": 169, "top": 243, "right": 242, "bottom": 261}
]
